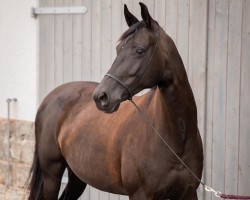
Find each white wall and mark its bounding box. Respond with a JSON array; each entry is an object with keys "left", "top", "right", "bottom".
[{"left": 0, "top": 0, "right": 38, "bottom": 121}]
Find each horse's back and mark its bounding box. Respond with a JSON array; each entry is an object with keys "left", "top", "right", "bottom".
[
  {"left": 36, "top": 81, "right": 97, "bottom": 123},
  {"left": 38, "top": 81, "right": 97, "bottom": 111}
]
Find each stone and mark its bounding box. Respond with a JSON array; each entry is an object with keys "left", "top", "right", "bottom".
[
  {"left": 0, "top": 118, "right": 35, "bottom": 199},
  {"left": 21, "top": 139, "right": 34, "bottom": 164},
  {"left": 9, "top": 138, "right": 22, "bottom": 161},
  {"left": 5, "top": 187, "right": 27, "bottom": 200},
  {"left": 0, "top": 184, "right": 6, "bottom": 199},
  {"left": 0, "top": 135, "right": 9, "bottom": 160},
  {"left": 15, "top": 120, "right": 35, "bottom": 140},
  {"left": 0, "top": 161, "right": 13, "bottom": 186},
  {"left": 15, "top": 164, "right": 30, "bottom": 188},
  {"left": 0, "top": 118, "right": 8, "bottom": 135}
]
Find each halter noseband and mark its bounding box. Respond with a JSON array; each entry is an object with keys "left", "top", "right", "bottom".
[
  {"left": 105, "top": 27, "right": 160, "bottom": 100},
  {"left": 105, "top": 73, "right": 133, "bottom": 99}
]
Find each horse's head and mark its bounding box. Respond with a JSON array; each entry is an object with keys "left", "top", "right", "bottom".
[{"left": 93, "top": 3, "right": 174, "bottom": 113}]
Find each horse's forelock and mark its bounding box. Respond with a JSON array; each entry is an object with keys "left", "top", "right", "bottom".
[
  {"left": 118, "top": 21, "right": 145, "bottom": 42},
  {"left": 118, "top": 21, "right": 160, "bottom": 44}
]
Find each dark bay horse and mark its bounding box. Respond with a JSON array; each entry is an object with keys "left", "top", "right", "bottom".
[{"left": 28, "top": 3, "right": 203, "bottom": 200}]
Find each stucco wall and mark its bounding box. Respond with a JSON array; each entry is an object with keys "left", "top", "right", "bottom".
[{"left": 0, "top": 0, "right": 38, "bottom": 121}]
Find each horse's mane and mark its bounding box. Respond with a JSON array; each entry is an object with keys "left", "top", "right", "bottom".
[
  {"left": 118, "top": 21, "right": 145, "bottom": 42},
  {"left": 118, "top": 20, "right": 160, "bottom": 43}
]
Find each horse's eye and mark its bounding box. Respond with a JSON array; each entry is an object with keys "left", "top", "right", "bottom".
[{"left": 136, "top": 48, "right": 145, "bottom": 55}]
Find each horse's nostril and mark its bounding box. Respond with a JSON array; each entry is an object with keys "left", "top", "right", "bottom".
[
  {"left": 98, "top": 92, "right": 109, "bottom": 107},
  {"left": 98, "top": 92, "right": 107, "bottom": 101}
]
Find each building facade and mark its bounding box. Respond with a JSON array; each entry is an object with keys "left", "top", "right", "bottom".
[{"left": 0, "top": 0, "right": 249, "bottom": 199}]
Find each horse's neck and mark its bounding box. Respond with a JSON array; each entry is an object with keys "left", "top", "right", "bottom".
[
  {"left": 156, "top": 65, "right": 198, "bottom": 142},
  {"left": 157, "top": 33, "right": 198, "bottom": 138}
]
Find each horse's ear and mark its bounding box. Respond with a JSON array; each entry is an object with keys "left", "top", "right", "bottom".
[
  {"left": 139, "top": 2, "right": 152, "bottom": 29},
  {"left": 124, "top": 4, "right": 139, "bottom": 27}
]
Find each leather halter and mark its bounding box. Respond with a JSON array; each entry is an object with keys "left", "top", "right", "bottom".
[{"left": 105, "top": 27, "right": 160, "bottom": 100}]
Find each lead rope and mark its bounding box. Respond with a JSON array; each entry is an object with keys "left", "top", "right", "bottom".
[{"left": 129, "top": 98, "right": 250, "bottom": 200}]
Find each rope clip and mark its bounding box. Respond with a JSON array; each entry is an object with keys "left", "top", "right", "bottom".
[{"left": 204, "top": 185, "right": 222, "bottom": 198}]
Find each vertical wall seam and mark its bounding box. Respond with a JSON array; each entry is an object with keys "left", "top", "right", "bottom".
[
  {"left": 53, "top": 0, "right": 55, "bottom": 89},
  {"left": 199, "top": 1, "right": 210, "bottom": 198},
  {"left": 237, "top": 0, "right": 244, "bottom": 195},
  {"left": 110, "top": 1, "right": 113, "bottom": 68},
  {"left": 224, "top": 0, "right": 230, "bottom": 193},
  {"left": 81, "top": 0, "right": 83, "bottom": 80},
  {"left": 71, "top": 0, "right": 73, "bottom": 81},
  {"left": 176, "top": 0, "right": 179, "bottom": 46},
  {"left": 90, "top": 0, "right": 93, "bottom": 80},
  {"left": 80, "top": 0, "right": 83, "bottom": 80},
  {"left": 187, "top": 0, "right": 190, "bottom": 76},
  {"left": 62, "top": 0, "right": 65, "bottom": 83},
  {"left": 203, "top": 0, "right": 209, "bottom": 199},
  {"left": 211, "top": 0, "right": 216, "bottom": 194},
  {"left": 100, "top": 0, "right": 102, "bottom": 81}
]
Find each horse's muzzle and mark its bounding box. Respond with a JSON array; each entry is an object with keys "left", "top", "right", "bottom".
[{"left": 93, "top": 90, "right": 120, "bottom": 113}]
